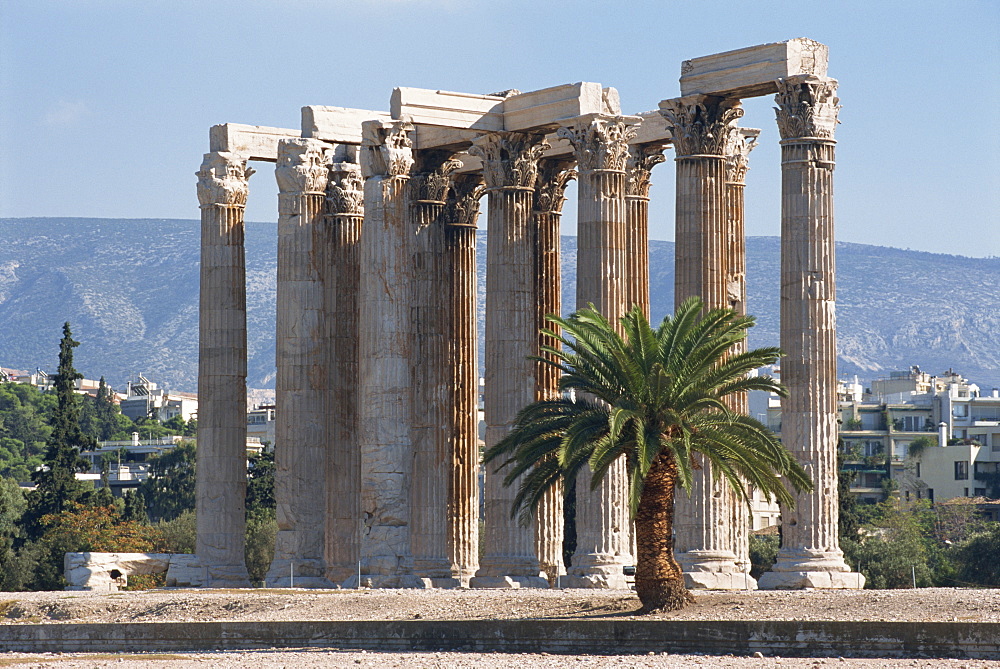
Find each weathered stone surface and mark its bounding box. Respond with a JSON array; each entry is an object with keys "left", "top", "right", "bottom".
[
  {"left": 65, "top": 553, "right": 204, "bottom": 591},
  {"left": 760, "top": 75, "right": 860, "bottom": 590},
  {"left": 357, "top": 120, "right": 417, "bottom": 581},
  {"left": 392, "top": 88, "right": 505, "bottom": 131},
  {"left": 660, "top": 97, "right": 750, "bottom": 590},
  {"left": 471, "top": 131, "right": 549, "bottom": 590},
  {"left": 325, "top": 159, "right": 365, "bottom": 584},
  {"left": 679, "top": 38, "right": 829, "bottom": 99},
  {"left": 195, "top": 151, "right": 252, "bottom": 588},
  {"left": 302, "top": 106, "right": 391, "bottom": 144},
  {"left": 267, "top": 138, "right": 335, "bottom": 588},
  {"left": 558, "top": 115, "right": 637, "bottom": 589},
  {"left": 209, "top": 123, "right": 301, "bottom": 162}
]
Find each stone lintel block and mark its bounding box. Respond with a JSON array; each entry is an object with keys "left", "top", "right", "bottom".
[
  {"left": 209, "top": 123, "right": 302, "bottom": 163},
  {"left": 679, "top": 38, "right": 829, "bottom": 99},
  {"left": 503, "top": 83, "right": 618, "bottom": 131},
  {"left": 392, "top": 87, "right": 505, "bottom": 131},
  {"left": 630, "top": 110, "right": 672, "bottom": 147},
  {"left": 302, "top": 106, "right": 391, "bottom": 145},
  {"left": 412, "top": 125, "right": 483, "bottom": 151}
]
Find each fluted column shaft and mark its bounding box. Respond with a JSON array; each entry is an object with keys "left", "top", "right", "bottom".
[
  {"left": 559, "top": 115, "right": 637, "bottom": 589},
  {"left": 532, "top": 161, "right": 575, "bottom": 583},
  {"left": 267, "top": 139, "right": 334, "bottom": 588},
  {"left": 355, "top": 120, "right": 420, "bottom": 586},
  {"left": 410, "top": 156, "right": 462, "bottom": 586},
  {"left": 471, "top": 132, "right": 549, "bottom": 589},
  {"left": 446, "top": 176, "right": 484, "bottom": 584},
  {"left": 724, "top": 128, "right": 759, "bottom": 580},
  {"left": 624, "top": 145, "right": 666, "bottom": 318},
  {"left": 761, "top": 75, "right": 861, "bottom": 589},
  {"left": 325, "top": 159, "right": 364, "bottom": 584},
  {"left": 660, "top": 95, "right": 747, "bottom": 589},
  {"left": 195, "top": 151, "right": 253, "bottom": 587}
]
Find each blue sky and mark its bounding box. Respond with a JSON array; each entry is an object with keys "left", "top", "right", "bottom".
[{"left": 1, "top": 0, "right": 997, "bottom": 257}]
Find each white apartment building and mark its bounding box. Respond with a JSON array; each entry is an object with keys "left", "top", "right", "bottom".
[{"left": 119, "top": 373, "right": 198, "bottom": 422}]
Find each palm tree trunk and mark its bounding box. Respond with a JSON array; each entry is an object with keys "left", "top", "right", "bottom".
[{"left": 634, "top": 451, "right": 695, "bottom": 611}]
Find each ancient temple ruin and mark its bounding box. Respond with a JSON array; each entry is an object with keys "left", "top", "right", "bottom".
[{"left": 193, "top": 39, "right": 864, "bottom": 591}]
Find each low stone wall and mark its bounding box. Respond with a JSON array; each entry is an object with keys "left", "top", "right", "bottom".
[
  {"left": 64, "top": 553, "right": 205, "bottom": 591},
  {"left": 1, "top": 620, "right": 998, "bottom": 658}
]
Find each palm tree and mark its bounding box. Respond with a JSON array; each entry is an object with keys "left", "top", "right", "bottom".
[{"left": 484, "top": 297, "right": 812, "bottom": 612}]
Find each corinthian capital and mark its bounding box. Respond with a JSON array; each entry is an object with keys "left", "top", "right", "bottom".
[
  {"left": 534, "top": 159, "right": 577, "bottom": 214},
  {"left": 410, "top": 151, "right": 463, "bottom": 202},
  {"left": 326, "top": 162, "right": 364, "bottom": 216},
  {"left": 725, "top": 128, "right": 760, "bottom": 185},
  {"left": 445, "top": 174, "right": 486, "bottom": 228},
  {"left": 360, "top": 120, "right": 415, "bottom": 179},
  {"left": 625, "top": 144, "right": 667, "bottom": 197},
  {"left": 557, "top": 114, "right": 638, "bottom": 172},
  {"left": 774, "top": 75, "right": 840, "bottom": 140},
  {"left": 469, "top": 132, "right": 548, "bottom": 189},
  {"left": 275, "top": 138, "right": 332, "bottom": 195},
  {"left": 658, "top": 95, "right": 744, "bottom": 157},
  {"left": 196, "top": 152, "right": 254, "bottom": 207}
]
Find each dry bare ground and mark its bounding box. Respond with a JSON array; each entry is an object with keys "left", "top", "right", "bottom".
[{"left": 1, "top": 588, "right": 999, "bottom": 668}]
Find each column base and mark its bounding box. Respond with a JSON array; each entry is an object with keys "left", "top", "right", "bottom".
[
  {"left": 341, "top": 574, "right": 429, "bottom": 589},
  {"left": 675, "top": 550, "right": 752, "bottom": 590},
  {"left": 757, "top": 570, "right": 865, "bottom": 590},
  {"left": 562, "top": 563, "right": 629, "bottom": 589},
  {"left": 758, "top": 548, "right": 865, "bottom": 590},
  {"left": 469, "top": 575, "right": 550, "bottom": 589},
  {"left": 683, "top": 571, "right": 756, "bottom": 590},
  {"left": 202, "top": 564, "right": 251, "bottom": 588},
  {"left": 265, "top": 559, "right": 334, "bottom": 588},
  {"left": 472, "top": 557, "right": 549, "bottom": 589}
]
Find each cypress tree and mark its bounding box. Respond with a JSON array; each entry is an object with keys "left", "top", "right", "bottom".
[
  {"left": 22, "top": 323, "right": 95, "bottom": 539},
  {"left": 94, "top": 376, "right": 119, "bottom": 441}
]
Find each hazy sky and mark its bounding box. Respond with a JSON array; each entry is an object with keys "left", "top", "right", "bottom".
[{"left": 1, "top": 0, "right": 997, "bottom": 257}]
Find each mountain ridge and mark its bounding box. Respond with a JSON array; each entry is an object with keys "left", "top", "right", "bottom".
[{"left": 2, "top": 217, "right": 998, "bottom": 393}]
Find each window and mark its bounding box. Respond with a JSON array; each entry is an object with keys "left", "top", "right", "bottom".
[
  {"left": 964, "top": 488, "right": 969, "bottom": 497},
  {"left": 928, "top": 488, "right": 935, "bottom": 502},
  {"left": 916, "top": 462, "right": 921, "bottom": 478},
  {"left": 955, "top": 461, "right": 969, "bottom": 480}
]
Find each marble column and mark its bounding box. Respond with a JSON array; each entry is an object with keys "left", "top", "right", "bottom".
[
  {"left": 410, "top": 153, "right": 463, "bottom": 588},
  {"left": 266, "top": 139, "right": 334, "bottom": 588},
  {"left": 724, "top": 127, "right": 759, "bottom": 582},
  {"left": 759, "top": 75, "right": 863, "bottom": 590},
  {"left": 659, "top": 95, "right": 749, "bottom": 590},
  {"left": 558, "top": 114, "right": 637, "bottom": 589},
  {"left": 324, "top": 153, "right": 364, "bottom": 584},
  {"left": 624, "top": 144, "right": 666, "bottom": 318},
  {"left": 351, "top": 120, "right": 423, "bottom": 588},
  {"left": 195, "top": 151, "right": 253, "bottom": 587},
  {"left": 445, "top": 174, "right": 484, "bottom": 585},
  {"left": 623, "top": 141, "right": 666, "bottom": 568},
  {"left": 532, "top": 159, "right": 576, "bottom": 584},
  {"left": 470, "top": 131, "right": 550, "bottom": 589}
]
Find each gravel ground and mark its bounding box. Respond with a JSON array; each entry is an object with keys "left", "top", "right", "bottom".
[
  {"left": 1, "top": 588, "right": 999, "bottom": 668},
  {"left": 2, "top": 587, "right": 1000, "bottom": 624}
]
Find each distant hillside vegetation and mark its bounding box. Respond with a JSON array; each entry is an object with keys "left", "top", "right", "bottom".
[{"left": 2, "top": 218, "right": 998, "bottom": 393}]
